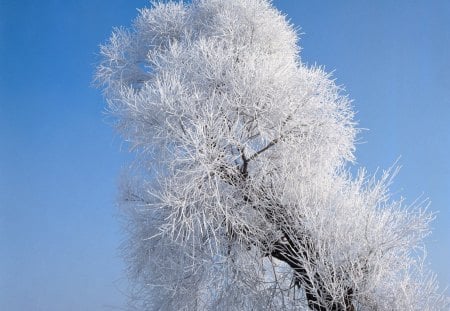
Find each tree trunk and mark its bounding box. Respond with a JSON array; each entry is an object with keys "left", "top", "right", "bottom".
[{"left": 270, "top": 236, "right": 355, "bottom": 311}]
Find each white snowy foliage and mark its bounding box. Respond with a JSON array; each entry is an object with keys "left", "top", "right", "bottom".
[{"left": 97, "top": 1, "right": 449, "bottom": 310}]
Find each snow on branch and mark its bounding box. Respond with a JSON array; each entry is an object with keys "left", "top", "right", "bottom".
[{"left": 97, "top": 0, "right": 449, "bottom": 310}]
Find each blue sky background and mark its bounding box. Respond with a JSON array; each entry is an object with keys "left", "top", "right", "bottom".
[{"left": 1, "top": 0, "right": 449, "bottom": 310}]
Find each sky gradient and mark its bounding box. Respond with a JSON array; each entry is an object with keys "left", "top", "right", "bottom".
[{"left": 1, "top": 0, "right": 449, "bottom": 310}]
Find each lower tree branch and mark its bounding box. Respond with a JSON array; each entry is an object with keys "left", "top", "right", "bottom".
[
  {"left": 270, "top": 235, "right": 355, "bottom": 311},
  {"left": 218, "top": 151, "right": 356, "bottom": 311}
]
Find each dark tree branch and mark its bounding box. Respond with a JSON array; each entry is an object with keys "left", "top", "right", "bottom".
[
  {"left": 248, "top": 137, "right": 280, "bottom": 161},
  {"left": 270, "top": 235, "right": 355, "bottom": 311},
  {"left": 240, "top": 148, "right": 249, "bottom": 179}
]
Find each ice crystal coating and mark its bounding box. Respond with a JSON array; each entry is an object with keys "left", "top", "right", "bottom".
[{"left": 97, "top": 1, "right": 448, "bottom": 310}]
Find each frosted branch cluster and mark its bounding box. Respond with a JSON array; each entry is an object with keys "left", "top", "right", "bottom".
[{"left": 96, "top": 0, "right": 448, "bottom": 310}]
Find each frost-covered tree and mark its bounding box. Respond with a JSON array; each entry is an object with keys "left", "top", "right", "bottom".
[{"left": 96, "top": 0, "right": 448, "bottom": 310}]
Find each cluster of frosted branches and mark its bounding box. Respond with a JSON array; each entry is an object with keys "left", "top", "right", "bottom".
[{"left": 96, "top": 0, "right": 448, "bottom": 310}]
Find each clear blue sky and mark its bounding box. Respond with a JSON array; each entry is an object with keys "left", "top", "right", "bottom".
[{"left": 1, "top": 0, "right": 448, "bottom": 310}]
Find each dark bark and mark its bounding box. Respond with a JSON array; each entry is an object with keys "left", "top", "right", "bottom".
[
  {"left": 270, "top": 235, "right": 355, "bottom": 311},
  {"left": 259, "top": 197, "right": 355, "bottom": 310}
]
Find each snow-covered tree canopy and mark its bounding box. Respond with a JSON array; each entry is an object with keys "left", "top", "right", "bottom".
[{"left": 96, "top": 0, "right": 448, "bottom": 310}]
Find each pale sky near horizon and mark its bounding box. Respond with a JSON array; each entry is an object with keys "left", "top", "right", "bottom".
[{"left": 1, "top": 0, "right": 449, "bottom": 310}]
